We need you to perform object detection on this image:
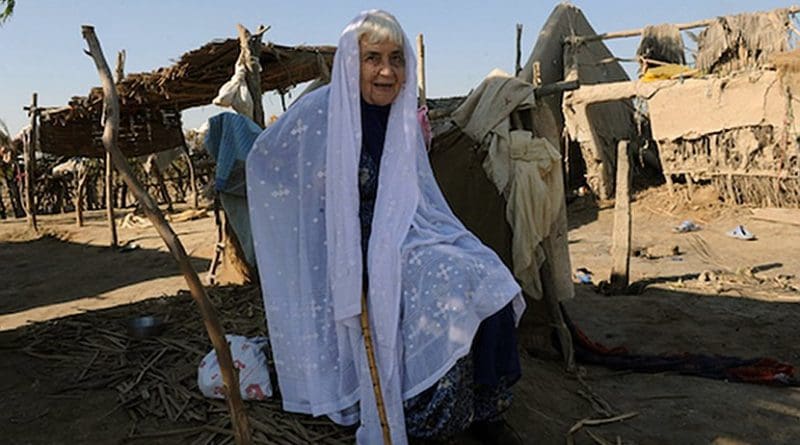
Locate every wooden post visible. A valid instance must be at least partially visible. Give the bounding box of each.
[81,25,252,445]
[609,140,632,293]
[214,23,268,284]
[23,93,38,231]
[515,24,523,77]
[105,49,125,247]
[179,134,198,209]
[75,166,88,227]
[541,258,575,372]
[0,184,6,219]
[3,165,24,218]
[207,197,225,285]
[279,89,287,112]
[416,33,426,109]
[665,172,674,196]
[236,24,269,128]
[105,154,117,244]
[151,161,174,213]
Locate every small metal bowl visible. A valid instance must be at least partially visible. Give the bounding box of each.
[127,315,166,338]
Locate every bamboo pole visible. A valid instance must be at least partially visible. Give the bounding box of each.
[416,33,426,109]
[81,25,252,445]
[360,292,392,445]
[609,140,632,293]
[23,93,38,231]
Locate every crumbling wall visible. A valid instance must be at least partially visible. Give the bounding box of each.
[659,127,799,206]
[652,69,800,207]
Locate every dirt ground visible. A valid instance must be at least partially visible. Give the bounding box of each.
[1,185,799,445]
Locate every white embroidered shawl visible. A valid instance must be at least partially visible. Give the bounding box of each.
[246,10,524,444]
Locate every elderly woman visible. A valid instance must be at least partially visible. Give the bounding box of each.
[247,10,524,444]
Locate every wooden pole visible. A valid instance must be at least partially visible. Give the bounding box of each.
[105,152,117,245]
[360,292,392,445]
[81,25,252,445]
[23,93,38,231]
[215,23,268,284]
[515,24,523,77]
[236,24,269,128]
[0,183,6,219]
[609,140,632,293]
[151,161,174,213]
[207,197,225,285]
[179,135,198,209]
[416,33,426,109]
[279,89,287,112]
[75,166,87,227]
[541,258,575,372]
[3,165,24,218]
[105,49,126,248]
[563,6,800,46]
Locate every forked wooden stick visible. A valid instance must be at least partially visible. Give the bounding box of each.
[81,25,252,445]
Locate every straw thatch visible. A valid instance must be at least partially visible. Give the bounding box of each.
[696,8,790,74]
[38,40,335,158]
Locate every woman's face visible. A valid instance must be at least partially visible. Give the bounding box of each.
[359,38,406,106]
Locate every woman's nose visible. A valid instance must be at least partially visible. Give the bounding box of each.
[377,61,394,76]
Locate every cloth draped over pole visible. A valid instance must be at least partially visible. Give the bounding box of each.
[451,69,569,301]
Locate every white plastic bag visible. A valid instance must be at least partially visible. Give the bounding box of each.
[198,335,272,400]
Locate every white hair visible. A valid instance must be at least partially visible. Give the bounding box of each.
[357,10,404,46]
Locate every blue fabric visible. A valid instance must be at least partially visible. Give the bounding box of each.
[404,354,514,440]
[205,112,263,191]
[473,303,521,386]
[358,98,390,265]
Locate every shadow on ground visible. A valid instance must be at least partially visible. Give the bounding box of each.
[0,234,210,315]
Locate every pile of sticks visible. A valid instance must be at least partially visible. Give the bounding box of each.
[21,285,355,445]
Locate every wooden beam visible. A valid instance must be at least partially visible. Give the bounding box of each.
[564,6,800,45]
[609,140,632,293]
[565,78,676,105]
[81,25,252,445]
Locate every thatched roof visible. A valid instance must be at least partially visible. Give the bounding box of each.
[38,40,336,158]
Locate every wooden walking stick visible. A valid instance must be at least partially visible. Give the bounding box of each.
[81,25,252,445]
[360,291,393,445]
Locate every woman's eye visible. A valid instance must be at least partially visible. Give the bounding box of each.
[390,55,405,67]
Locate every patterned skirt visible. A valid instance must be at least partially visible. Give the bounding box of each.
[403,354,514,440]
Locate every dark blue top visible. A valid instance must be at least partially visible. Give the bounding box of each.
[358,98,391,257]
